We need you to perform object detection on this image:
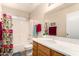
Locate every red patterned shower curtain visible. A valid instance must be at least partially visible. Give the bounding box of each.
[0,14,13,56]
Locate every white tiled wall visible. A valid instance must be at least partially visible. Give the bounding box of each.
[12,16,30,53]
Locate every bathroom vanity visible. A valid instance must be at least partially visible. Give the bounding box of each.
[32,36,79,56]
[33,41,64,56]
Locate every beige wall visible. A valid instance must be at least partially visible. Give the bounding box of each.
[30,4,48,37]
[30,4,67,37]
[1,5,29,19]
[0,4,2,13]
[45,4,79,37]
[30,4,79,37]
[30,4,48,20]
[0,4,2,21]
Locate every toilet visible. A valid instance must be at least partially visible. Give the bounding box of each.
[24,44,32,56]
[24,37,33,56]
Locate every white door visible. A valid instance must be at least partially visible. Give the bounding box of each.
[12,16,29,53]
[66,11,79,39]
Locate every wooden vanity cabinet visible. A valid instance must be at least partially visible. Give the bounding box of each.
[53,52,64,56]
[50,50,65,56]
[33,41,65,56]
[32,41,38,56]
[38,43,51,56]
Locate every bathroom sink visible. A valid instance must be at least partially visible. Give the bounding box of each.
[44,40,56,43]
[54,40,79,51]
[39,39,56,44]
[37,37,53,40]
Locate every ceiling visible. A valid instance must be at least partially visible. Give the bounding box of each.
[2,3,40,13]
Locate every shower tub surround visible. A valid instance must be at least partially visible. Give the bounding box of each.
[33,36,79,56]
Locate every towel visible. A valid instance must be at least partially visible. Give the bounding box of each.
[49,27,57,35]
[36,24,41,32]
[33,25,37,36]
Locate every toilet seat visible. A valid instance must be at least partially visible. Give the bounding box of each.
[24,44,32,56]
[24,44,32,50]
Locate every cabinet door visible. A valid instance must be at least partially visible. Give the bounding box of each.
[53,52,64,56]
[38,50,47,56]
[33,48,38,56]
[32,41,38,56]
[51,50,64,56]
[38,43,51,56]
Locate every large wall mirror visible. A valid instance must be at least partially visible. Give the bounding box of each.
[66,11,79,39]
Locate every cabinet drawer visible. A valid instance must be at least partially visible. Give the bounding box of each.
[38,44,50,55]
[33,41,38,47]
[33,41,38,50]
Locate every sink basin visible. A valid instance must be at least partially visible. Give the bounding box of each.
[37,37,53,40]
[43,40,56,43]
[37,38,56,44]
[37,38,79,51]
[54,40,79,51]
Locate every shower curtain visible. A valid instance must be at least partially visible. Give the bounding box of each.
[0,14,13,56]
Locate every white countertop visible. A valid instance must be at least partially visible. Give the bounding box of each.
[32,36,79,56]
